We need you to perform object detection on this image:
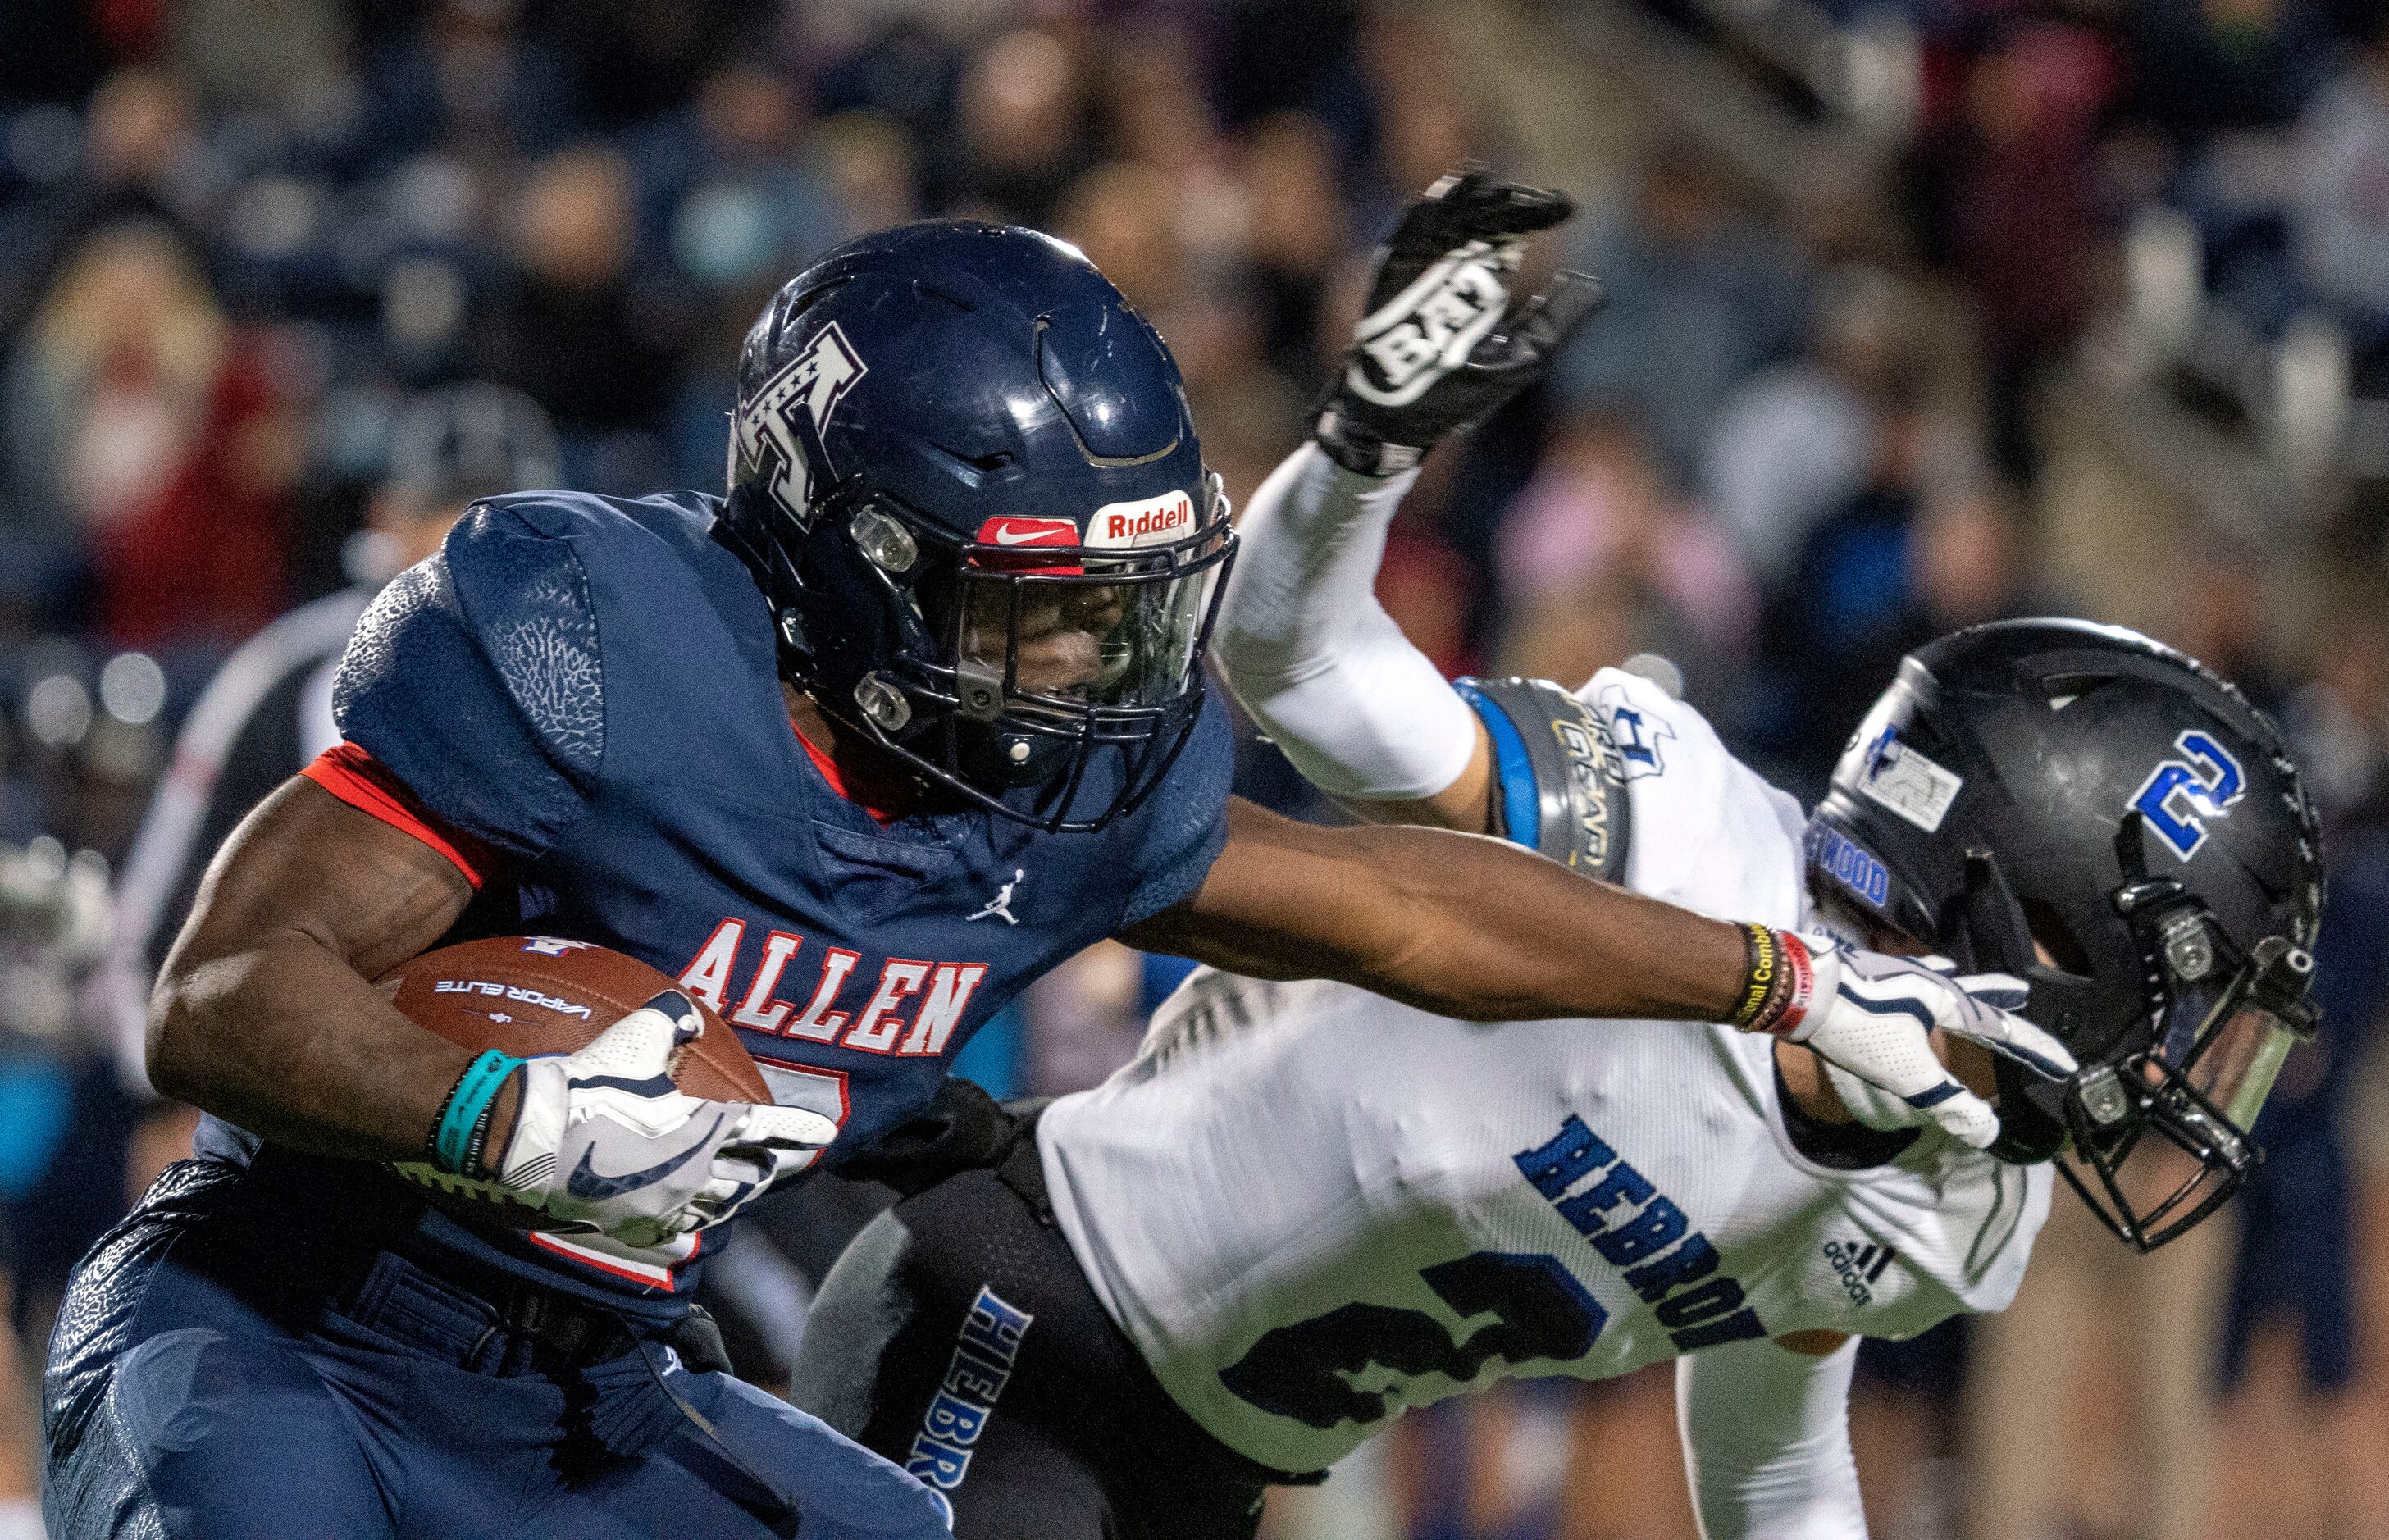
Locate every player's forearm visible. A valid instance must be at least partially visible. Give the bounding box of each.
[1333,820,1748,1022]
[1215,444,1479,804]
[151,931,481,1161]
[147,778,482,1163]
[1136,802,1748,1023]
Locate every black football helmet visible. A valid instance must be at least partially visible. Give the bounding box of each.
[717,221,1233,832]
[1806,620,2324,1251]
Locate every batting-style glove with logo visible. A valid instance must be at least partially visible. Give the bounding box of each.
[488,991,835,1247]
[1746,934,2076,1150]
[1316,169,1606,476]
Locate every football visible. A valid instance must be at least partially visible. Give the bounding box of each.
[378,933,769,1104]
[377,934,771,1225]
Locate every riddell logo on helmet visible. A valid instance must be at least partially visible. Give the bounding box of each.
[1089,490,1194,549]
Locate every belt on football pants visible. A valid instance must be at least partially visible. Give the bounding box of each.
[337,1242,668,1375]
[338,1244,794,1521]
[233,1144,736,1376]
[477,1278,641,1370]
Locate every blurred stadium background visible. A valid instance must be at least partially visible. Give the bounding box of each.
[2,1,2387,1537]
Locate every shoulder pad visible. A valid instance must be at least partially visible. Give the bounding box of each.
[438,501,605,780]
[332,504,604,856]
[1453,676,1632,882]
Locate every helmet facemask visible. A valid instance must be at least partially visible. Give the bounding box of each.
[783,475,1235,833]
[1970,815,2318,1251]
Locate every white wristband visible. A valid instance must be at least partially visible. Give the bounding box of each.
[1215,444,1479,800]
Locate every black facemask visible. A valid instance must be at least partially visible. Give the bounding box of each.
[1977,815,2318,1251]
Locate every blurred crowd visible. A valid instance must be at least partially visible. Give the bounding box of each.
[0,1,2387,1538]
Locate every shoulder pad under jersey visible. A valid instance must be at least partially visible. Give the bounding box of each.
[1452,676,1632,882]
[334,497,608,855]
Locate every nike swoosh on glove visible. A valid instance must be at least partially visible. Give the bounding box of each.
[1769,936,2077,1150]
[491,990,836,1247]
[1316,168,1606,475]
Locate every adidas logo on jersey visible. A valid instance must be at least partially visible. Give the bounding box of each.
[1821,1237,1896,1308]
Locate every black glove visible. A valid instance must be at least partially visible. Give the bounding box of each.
[1316,169,1606,476]
[829,1077,1033,1196]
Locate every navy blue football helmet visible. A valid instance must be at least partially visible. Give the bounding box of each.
[718,221,1234,832]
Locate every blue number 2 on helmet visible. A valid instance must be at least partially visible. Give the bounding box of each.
[2129,730,2246,860]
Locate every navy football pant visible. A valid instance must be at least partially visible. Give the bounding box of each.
[43,1160,949,1540]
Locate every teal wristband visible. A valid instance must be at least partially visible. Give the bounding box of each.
[432,1050,523,1175]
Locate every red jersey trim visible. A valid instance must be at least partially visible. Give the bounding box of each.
[523,1228,697,1291]
[790,722,906,826]
[299,742,492,890]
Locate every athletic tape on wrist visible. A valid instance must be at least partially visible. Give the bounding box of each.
[431,1049,523,1175]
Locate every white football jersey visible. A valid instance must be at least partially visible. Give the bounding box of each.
[1038,667,2054,1474]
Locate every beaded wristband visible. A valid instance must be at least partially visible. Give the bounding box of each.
[430,1049,523,1175]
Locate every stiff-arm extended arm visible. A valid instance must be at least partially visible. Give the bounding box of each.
[1124,799,1747,1023]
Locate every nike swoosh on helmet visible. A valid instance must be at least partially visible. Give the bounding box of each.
[988,525,1074,546]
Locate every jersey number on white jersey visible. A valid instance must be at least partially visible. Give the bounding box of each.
[1220,1251,1603,1428]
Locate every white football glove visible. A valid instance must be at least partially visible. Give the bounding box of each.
[488,990,835,1247]
[1777,937,2075,1150]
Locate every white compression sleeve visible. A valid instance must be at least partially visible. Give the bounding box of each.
[1677,1335,1867,1540]
[1215,443,1479,800]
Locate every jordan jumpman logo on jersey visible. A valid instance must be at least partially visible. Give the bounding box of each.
[968,870,1026,925]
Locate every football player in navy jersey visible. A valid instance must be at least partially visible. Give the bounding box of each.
[43,195,2068,1539]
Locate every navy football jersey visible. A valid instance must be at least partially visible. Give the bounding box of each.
[197,488,1232,1314]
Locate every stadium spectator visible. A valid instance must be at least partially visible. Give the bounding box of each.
[170,0,353,124]
[1238,112,1348,390]
[941,25,1092,228]
[356,0,585,169]
[2120,0,2330,151]
[1754,399,2002,795]
[2290,8,2389,390]
[1700,265,1926,585]
[1925,18,2112,480]
[1493,410,1753,714]
[1556,144,1811,482]
[3,221,295,648]
[632,63,841,292]
[475,144,676,490]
